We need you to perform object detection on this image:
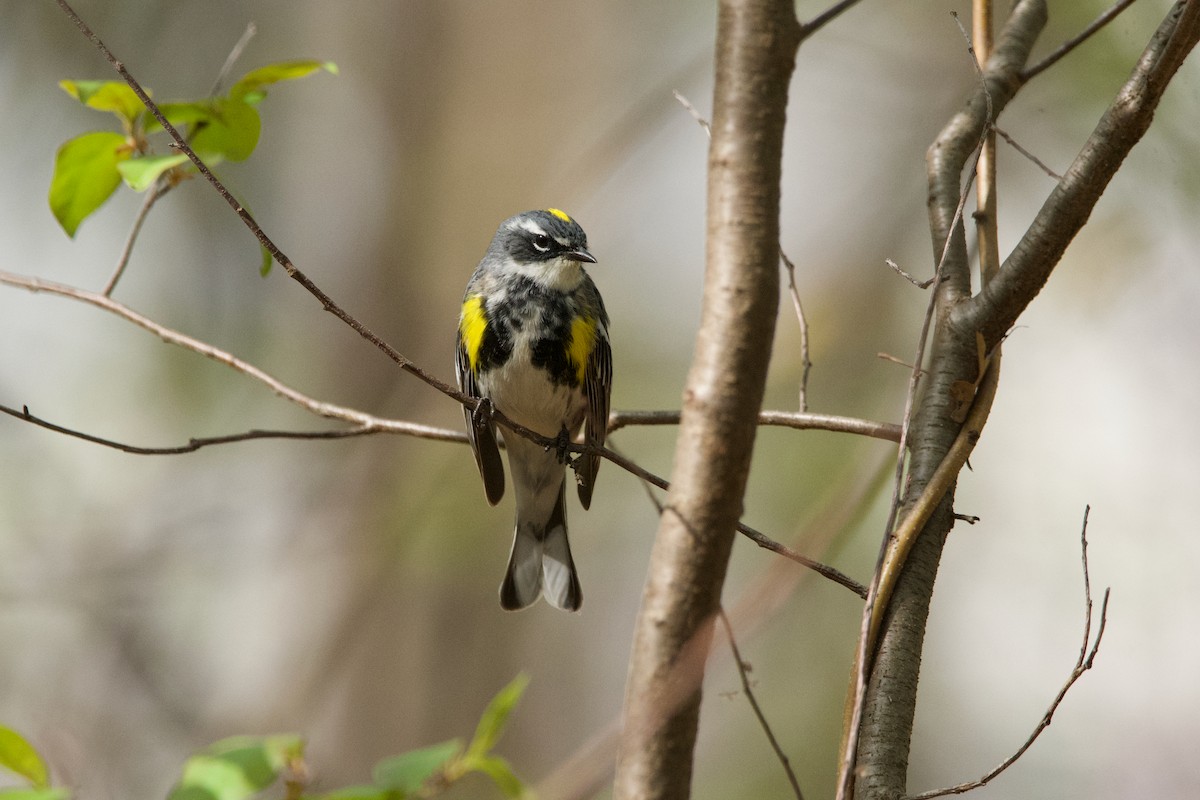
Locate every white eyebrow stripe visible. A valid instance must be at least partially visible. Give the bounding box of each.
[517,219,548,237]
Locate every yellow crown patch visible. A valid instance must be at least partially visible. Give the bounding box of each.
[546,208,572,223]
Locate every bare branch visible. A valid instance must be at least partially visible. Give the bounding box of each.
[717,609,804,800]
[993,126,1063,180]
[601,441,867,596]
[672,89,712,137]
[885,258,935,289]
[799,0,866,39]
[609,409,901,443]
[906,507,1111,800]
[210,21,258,96]
[0,403,410,454]
[1022,0,1142,81]
[778,249,813,411]
[738,521,866,597]
[103,180,170,297]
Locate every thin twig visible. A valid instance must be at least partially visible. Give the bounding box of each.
[103,180,170,296]
[738,521,866,598]
[671,89,711,137]
[0,404,412,454]
[876,352,926,375]
[210,21,257,96]
[799,0,866,39]
[778,249,813,411]
[885,258,935,289]
[1022,0,1141,81]
[993,126,1063,180]
[906,507,1111,800]
[609,409,901,443]
[717,609,804,800]
[600,439,866,597]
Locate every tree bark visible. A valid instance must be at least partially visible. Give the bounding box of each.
[612,1,799,798]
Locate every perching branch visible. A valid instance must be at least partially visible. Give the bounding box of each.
[0,403,390,454]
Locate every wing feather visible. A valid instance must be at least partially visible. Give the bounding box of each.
[456,330,505,505]
[576,325,612,510]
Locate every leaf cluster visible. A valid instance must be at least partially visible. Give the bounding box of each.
[49,60,336,239]
[0,674,531,800]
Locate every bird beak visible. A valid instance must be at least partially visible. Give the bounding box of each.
[567,247,597,264]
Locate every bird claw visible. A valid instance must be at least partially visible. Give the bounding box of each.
[553,425,573,466]
[471,397,494,434]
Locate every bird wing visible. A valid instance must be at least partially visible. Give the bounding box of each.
[456,328,505,506]
[576,325,612,510]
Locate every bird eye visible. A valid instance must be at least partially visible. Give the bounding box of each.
[531,234,553,252]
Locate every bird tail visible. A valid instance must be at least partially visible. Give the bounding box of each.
[499,480,582,612]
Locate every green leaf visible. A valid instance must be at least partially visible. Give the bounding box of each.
[48,130,130,237]
[0,789,70,800]
[229,60,337,103]
[59,80,145,128]
[371,740,461,795]
[167,734,303,800]
[187,98,261,162]
[468,754,526,799]
[150,101,220,132]
[467,673,529,759]
[118,153,190,191]
[0,727,49,788]
[259,244,273,277]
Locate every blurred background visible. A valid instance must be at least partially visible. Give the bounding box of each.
[1,1,1198,797]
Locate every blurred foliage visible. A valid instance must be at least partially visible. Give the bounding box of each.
[50,60,335,253]
[2,674,528,800]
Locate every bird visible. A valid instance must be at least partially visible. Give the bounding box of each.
[455,208,612,612]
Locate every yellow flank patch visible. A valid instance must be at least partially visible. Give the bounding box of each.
[568,315,597,384]
[546,208,572,223]
[460,295,488,373]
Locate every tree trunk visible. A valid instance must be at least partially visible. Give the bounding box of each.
[612,1,799,798]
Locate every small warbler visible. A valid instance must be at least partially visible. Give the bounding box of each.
[455,209,612,612]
